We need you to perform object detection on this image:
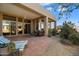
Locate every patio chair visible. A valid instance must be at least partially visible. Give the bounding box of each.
[0,36,28,56]
[34,29,44,36]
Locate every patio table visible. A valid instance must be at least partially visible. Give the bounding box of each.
[13,40,28,55]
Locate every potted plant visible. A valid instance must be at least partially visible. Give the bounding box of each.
[0,43,9,56]
[8,42,15,53]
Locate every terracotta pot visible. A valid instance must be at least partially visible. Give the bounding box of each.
[0,46,9,56]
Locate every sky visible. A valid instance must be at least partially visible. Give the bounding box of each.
[41,3,79,26]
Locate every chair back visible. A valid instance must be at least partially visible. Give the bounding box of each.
[0,36,10,44]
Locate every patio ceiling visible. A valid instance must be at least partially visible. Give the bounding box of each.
[21,3,55,21]
[0,3,42,19]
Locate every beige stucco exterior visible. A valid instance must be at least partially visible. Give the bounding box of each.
[0,13,3,35]
[0,3,56,36]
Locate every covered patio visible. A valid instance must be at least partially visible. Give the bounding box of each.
[0,3,56,36]
[0,3,56,56]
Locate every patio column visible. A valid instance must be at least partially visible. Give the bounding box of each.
[34,20,37,31]
[44,16,48,36]
[16,17,18,35]
[54,21,56,30]
[49,22,51,29]
[0,13,3,35]
[22,18,24,35]
[38,19,42,31]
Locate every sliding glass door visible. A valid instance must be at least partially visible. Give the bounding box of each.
[11,22,16,35]
[24,24,31,34]
[2,15,32,36]
[17,22,23,34]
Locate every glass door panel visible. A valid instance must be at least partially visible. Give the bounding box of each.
[24,24,27,34]
[17,22,23,34]
[11,22,16,35]
[2,20,11,35]
[24,24,31,34]
[27,24,31,34]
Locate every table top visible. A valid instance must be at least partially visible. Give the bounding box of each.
[13,40,28,51]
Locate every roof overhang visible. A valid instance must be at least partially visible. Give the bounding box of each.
[0,3,55,21]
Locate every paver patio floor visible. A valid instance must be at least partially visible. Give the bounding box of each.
[8,36,79,56]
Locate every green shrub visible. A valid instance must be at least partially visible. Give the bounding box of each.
[48,28,53,37]
[59,21,79,45]
[60,24,69,39]
[68,33,79,45]
[60,21,76,39]
[8,42,15,52]
[52,28,57,36]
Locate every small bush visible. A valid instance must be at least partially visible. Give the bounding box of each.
[52,28,57,36]
[8,42,15,52]
[59,21,79,45]
[68,33,79,45]
[60,21,76,39]
[48,29,52,37]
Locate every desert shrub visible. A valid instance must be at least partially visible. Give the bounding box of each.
[59,21,79,45]
[60,24,70,39]
[60,21,76,39]
[68,33,79,45]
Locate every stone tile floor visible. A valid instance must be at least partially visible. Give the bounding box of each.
[7,36,79,56]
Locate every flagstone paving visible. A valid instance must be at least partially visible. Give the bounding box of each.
[43,36,79,56]
[8,36,79,56]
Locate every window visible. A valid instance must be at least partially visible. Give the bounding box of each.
[18,18,23,22]
[17,18,23,34]
[24,19,31,23]
[3,15,16,21]
[2,20,11,35]
[2,15,16,36]
[11,22,16,35]
[17,22,23,34]
[24,24,31,34]
[2,15,31,35]
[24,20,31,34]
